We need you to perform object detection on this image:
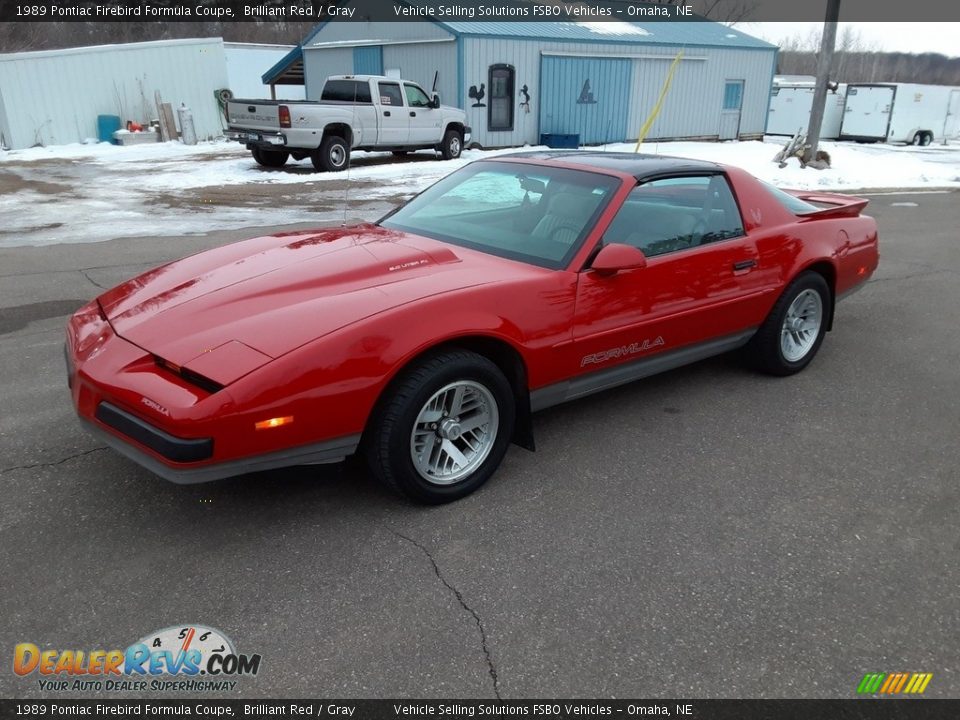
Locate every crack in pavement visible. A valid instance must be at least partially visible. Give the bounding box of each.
[389,529,502,700]
[0,446,108,476]
[79,270,106,290]
[867,268,955,286]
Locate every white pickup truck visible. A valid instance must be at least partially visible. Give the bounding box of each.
[225,75,471,172]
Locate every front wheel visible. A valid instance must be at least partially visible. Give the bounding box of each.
[251,148,289,168]
[312,135,349,172]
[746,272,830,376]
[365,350,515,504]
[439,129,463,160]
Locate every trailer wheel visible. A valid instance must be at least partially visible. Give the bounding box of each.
[920,132,933,146]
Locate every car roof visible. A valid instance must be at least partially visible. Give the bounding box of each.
[489,151,725,181]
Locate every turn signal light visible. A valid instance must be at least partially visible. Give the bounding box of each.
[255,416,294,430]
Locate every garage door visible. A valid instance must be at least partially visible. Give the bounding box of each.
[539,56,632,145]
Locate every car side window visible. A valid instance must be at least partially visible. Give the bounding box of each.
[378,82,404,107]
[404,84,431,108]
[604,175,745,258]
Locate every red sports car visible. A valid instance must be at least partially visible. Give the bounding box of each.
[66,153,879,503]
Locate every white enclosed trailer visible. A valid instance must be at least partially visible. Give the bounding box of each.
[767,76,847,139]
[840,82,960,145]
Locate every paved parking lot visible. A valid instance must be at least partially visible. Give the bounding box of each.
[1,190,958,699]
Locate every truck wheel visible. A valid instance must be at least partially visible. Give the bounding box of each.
[365,350,515,504]
[252,148,289,168]
[440,129,463,160]
[312,136,349,172]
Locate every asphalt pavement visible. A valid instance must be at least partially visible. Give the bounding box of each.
[1,191,958,699]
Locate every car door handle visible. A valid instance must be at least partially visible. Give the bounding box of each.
[410,111,417,117]
[383,111,391,117]
[733,259,757,271]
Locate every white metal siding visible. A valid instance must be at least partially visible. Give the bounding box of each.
[382,43,457,107]
[303,48,354,99]
[0,39,228,150]
[225,44,305,100]
[462,38,774,147]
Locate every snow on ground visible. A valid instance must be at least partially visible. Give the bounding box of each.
[2,136,959,248]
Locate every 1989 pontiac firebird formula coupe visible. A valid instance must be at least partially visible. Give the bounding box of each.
[66,153,879,503]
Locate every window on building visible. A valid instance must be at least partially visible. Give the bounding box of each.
[603,175,745,257]
[488,64,515,131]
[378,82,404,106]
[723,80,744,110]
[404,83,431,108]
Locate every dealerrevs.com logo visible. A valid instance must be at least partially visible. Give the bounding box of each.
[13,625,262,692]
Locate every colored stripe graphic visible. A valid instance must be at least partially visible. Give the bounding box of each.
[857,672,932,695]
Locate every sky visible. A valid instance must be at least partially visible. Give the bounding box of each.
[740,23,960,57]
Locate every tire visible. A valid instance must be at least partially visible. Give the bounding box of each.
[439,129,463,160]
[911,133,922,146]
[311,135,349,172]
[747,272,831,376]
[365,350,515,504]
[251,148,289,168]
[920,132,933,146]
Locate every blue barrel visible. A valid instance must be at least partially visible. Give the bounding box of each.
[97,115,122,143]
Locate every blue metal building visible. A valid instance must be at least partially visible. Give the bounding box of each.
[264,16,777,148]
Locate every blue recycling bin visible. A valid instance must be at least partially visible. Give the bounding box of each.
[97,115,122,144]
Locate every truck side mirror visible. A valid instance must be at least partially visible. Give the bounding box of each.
[430,94,441,109]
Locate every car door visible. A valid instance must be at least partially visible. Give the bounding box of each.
[571,174,772,379]
[404,83,441,145]
[376,81,409,145]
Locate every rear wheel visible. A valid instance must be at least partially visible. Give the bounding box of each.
[440,129,463,160]
[920,131,933,146]
[251,148,289,168]
[311,135,349,172]
[747,272,830,376]
[365,350,515,504]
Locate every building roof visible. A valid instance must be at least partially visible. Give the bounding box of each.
[435,20,774,49]
[489,151,724,179]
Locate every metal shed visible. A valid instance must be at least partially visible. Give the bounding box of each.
[0,38,228,150]
[271,15,776,148]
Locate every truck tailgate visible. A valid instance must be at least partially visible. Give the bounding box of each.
[227,100,281,131]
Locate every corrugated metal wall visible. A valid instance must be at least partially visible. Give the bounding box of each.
[225,43,305,101]
[304,41,457,111]
[382,43,457,106]
[353,46,384,75]
[0,39,229,150]
[539,56,632,143]
[462,37,775,147]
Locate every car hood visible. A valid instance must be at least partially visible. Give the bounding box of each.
[99,224,522,383]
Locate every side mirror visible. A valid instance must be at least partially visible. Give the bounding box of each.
[591,243,647,276]
[430,93,441,109]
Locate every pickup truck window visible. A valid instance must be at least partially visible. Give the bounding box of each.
[404,84,431,108]
[321,80,372,104]
[378,82,404,107]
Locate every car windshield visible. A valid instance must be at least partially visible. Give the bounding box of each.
[379,161,620,269]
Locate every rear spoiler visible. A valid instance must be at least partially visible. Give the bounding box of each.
[787,191,870,219]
